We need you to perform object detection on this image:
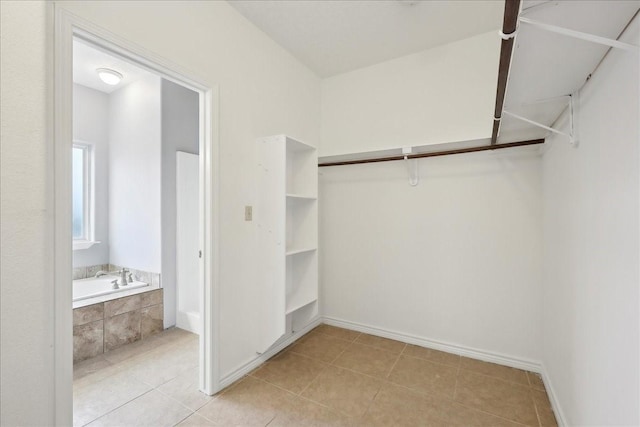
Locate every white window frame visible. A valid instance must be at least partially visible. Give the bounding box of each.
[72,141,97,250]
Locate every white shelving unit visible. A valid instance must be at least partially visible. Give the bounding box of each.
[256,135,318,352]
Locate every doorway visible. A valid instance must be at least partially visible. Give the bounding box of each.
[54,9,220,426]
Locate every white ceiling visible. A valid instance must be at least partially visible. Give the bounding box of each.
[228,0,505,77]
[499,0,640,143]
[73,40,154,94]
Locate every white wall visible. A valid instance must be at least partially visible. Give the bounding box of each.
[0,3,321,423]
[320,150,542,362]
[541,16,639,426]
[108,74,162,274]
[73,83,110,267]
[0,2,55,425]
[161,79,199,328]
[320,31,499,157]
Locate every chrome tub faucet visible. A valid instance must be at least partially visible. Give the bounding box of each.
[95,270,109,278]
[120,268,129,286]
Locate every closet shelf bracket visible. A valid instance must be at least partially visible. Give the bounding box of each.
[519,17,639,51]
[403,147,419,186]
[504,93,578,146]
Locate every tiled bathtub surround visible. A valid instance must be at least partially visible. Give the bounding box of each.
[73,289,164,363]
[73,263,160,287]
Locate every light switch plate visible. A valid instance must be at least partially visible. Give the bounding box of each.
[245,206,253,221]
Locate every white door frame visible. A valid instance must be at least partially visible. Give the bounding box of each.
[53,7,221,425]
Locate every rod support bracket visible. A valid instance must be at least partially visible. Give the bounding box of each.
[519,17,639,51]
[402,147,419,186]
[499,30,518,40]
[568,93,579,147]
[503,91,579,147]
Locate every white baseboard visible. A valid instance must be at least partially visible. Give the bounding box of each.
[540,364,568,427]
[218,316,322,389]
[322,316,542,373]
[176,310,200,335]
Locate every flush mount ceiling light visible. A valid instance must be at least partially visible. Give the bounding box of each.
[96,68,123,85]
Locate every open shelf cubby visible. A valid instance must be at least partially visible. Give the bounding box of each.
[257,135,318,350]
[285,250,318,314]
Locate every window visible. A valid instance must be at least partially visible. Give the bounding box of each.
[72,143,95,249]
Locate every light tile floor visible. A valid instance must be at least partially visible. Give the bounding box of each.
[73,325,558,426]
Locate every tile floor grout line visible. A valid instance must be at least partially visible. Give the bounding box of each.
[385,343,406,379]
[251,375,302,398]
[296,392,342,412]
[81,388,157,427]
[453,401,533,427]
[296,392,364,421]
[312,326,361,343]
[330,363,390,383]
[191,408,219,426]
[240,376,357,426]
[348,338,406,355]
[283,347,335,364]
[296,362,331,397]
[360,384,383,421]
[318,358,462,405]
[304,327,524,384]
[456,361,533,386]
[400,351,464,370]
[531,391,544,427]
[171,410,196,427]
[453,360,461,401]
[329,338,355,365]
[153,383,210,414]
[294,343,456,392]
[289,346,398,384]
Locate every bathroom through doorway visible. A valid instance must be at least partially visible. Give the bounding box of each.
[53,10,221,425]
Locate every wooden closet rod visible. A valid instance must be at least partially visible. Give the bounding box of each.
[491,0,522,145]
[318,139,544,167]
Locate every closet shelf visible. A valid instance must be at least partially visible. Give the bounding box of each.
[496,1,639,144]
[285,247,317,256]
[286,193,317,201]
[285,296,317,315]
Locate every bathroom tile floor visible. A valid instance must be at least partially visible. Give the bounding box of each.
[73,325,558,426]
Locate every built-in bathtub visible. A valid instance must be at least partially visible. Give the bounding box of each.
[73,276,150,305]
[73,267,164,363]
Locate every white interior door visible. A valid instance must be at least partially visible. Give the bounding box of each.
[176,151,200,334]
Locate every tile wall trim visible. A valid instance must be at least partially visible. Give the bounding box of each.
[218,316,323,389]
[73,264,160,286]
